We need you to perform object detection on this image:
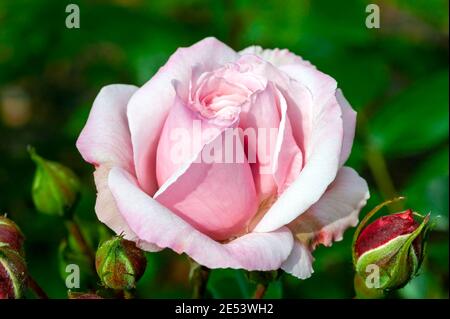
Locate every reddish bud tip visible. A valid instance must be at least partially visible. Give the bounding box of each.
[355,209,419,258]
[0,215,25,254]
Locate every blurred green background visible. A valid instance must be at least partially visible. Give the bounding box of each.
[0,0,448,298]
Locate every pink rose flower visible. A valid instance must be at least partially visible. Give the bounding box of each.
[77,37,369,278]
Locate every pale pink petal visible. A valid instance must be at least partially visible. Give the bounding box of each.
[239,84,280,198]
[290,167,369,249]
[76,84,137,171]
[108,167,294,270]
[254,66,343,232]
[272,88,303,193]
[281,241,314,279]
[336,89,357,166]
[239,82,303,198]
[155,93,225,187]
[239,46,314,68]
[76,85,160,251]
[127,37,239,195]
[155,132,258,241]
[93,165,160,252]
[279,62,339,155]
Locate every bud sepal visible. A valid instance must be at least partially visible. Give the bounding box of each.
[95,236,147,290]
[0,215,25,255]
[0,248,28,299]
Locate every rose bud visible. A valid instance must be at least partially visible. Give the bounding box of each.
[0,215,25,254]
[0,248,28,299]
[95,236,147,290]
[353,204,430,296]
[29,146,81,217]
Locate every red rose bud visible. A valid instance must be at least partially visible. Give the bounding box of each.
[355,210,420,258]
[353,208,430,293]
[0,248,28,299]
[0,215,25,254]
[29,147,81,217]
[95,236,147,290]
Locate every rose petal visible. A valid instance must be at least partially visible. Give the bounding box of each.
[239,84,280,198]
[108,167,294,270]
[76,84,160,252]
[290,167,369,249]
[76,84,137,171]
[272,87,303,193]
[93,165,160,252]
[155,92,226,187]
[155,131,258,241]
[239,46,314,68]
[127,37,239,195]
[254,65,343,232]
[336,89,357,166]
[281,241,314,279]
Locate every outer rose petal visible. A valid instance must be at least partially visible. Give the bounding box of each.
[336,89,357,166]
[239,46,314,68]
[282,167,368,279]
[76,84,160,251]
[127,37,239,195]
[290,167,369,249]
[77,84,137,171]
[281,241,314,279]
[108,167,294,270]
[93,165,160,252]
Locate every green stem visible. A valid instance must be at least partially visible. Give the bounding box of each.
[189,260,210,299]
[358,112,401,210]
[27,275,48,299]
[366,144,398,200]
[122,289,134,299]
[252,283,268,299]
[353,273,385,299]
[65,220,96,271]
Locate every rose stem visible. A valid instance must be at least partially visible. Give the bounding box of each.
[357,112,400,210]
[366,144,398,200]
[190,260,210,299]
[27,275,48,299]
[65,219,96,271]
[252,283,268,299]
[121,290,134,299]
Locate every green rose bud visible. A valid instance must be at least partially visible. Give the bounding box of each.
[29,147,81,217]
[352,199,431,297]
[95,236,147,290]
[0,215,25,254]
[0,248,28,299]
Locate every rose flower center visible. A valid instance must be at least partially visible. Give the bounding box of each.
[189,62,265,125]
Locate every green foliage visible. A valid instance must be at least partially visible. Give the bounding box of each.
[369,71,449,157]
